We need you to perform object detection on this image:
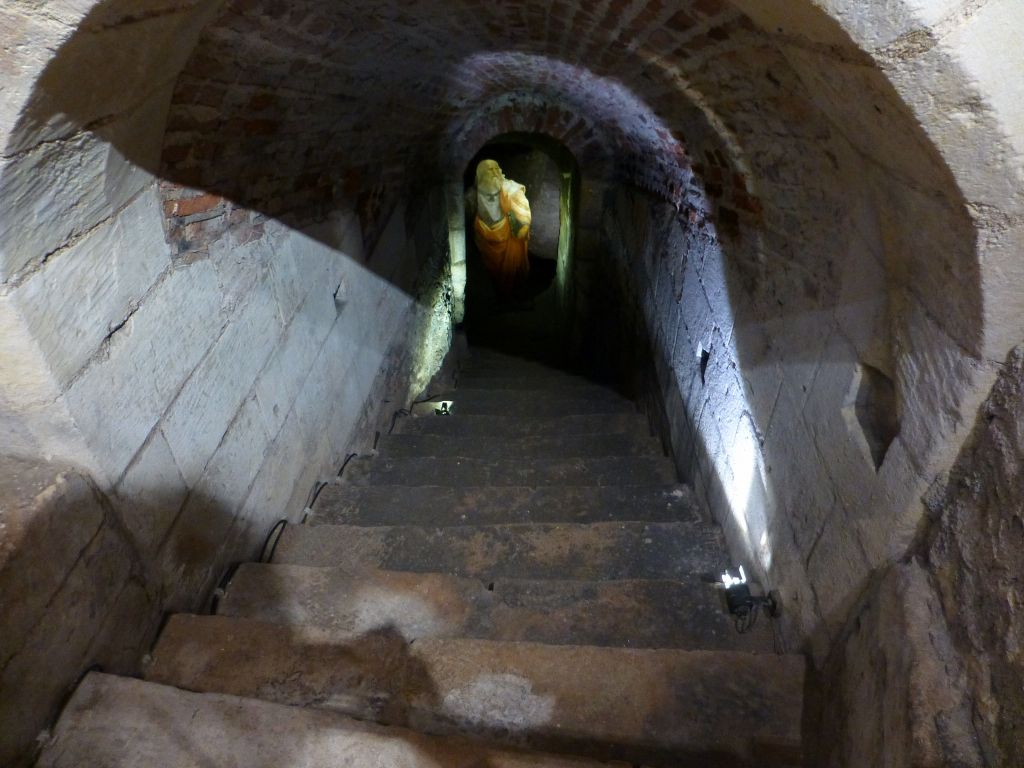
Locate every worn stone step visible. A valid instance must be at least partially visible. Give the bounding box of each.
[311,484,701,527]
[457,371,613,390]
[39,673,616,768]
[393,413,648,437]
[461,349,577,366]
[465,349,555,362]
[271,521,727,579]
[218,564,775,651]
[148,616,804,767]
[453,385,626,404]
[374,432,662,460]
[457,364,577,379]
[343,456,677,487]
[440,391,634,417]
[460,353,571,370]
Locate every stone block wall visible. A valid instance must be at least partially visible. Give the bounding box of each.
[0,181,452,765]
[0,457,156,768]
[591,76,982,658]
[0,12,454,753]
[811,346,1024,768]
[0,9,459,761]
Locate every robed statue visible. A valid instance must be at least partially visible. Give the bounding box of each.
[468,159,532,295]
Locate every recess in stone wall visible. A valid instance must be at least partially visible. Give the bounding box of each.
[844,362,899,471]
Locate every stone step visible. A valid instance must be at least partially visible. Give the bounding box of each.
[374,432,662,459]
[453,385,627,404]
[271,521,728,579]
[461,349,576,364]
[393,413,648,437]
[456,371,614,390]
[39,673,616,768]
[147,616,804,767]
[460,354,571,371]
[311,484,702,527]
[218,564,775,652]
[456,364,581,377]
[464,349,555,362]
[343,456,677,487]
[439,391,634,417]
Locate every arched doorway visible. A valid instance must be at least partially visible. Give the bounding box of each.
[458,133,579,362]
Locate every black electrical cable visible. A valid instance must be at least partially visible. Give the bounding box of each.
[305,480,328,509]
[209,562,241,614]
[259,519,288,563]
[388,408,410,435]
[337,452,358,479]
[735,602,760,634]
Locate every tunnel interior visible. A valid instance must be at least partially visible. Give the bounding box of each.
[2,0,1024,766]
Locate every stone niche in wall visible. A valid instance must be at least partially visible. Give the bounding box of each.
[843,362,900,471]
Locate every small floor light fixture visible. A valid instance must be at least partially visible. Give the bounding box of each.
[720,566,781,634]
[409,399,454,418]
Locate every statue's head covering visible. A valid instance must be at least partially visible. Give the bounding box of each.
[476,159,503,195]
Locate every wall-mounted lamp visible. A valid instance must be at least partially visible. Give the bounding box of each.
[720,566,780,634]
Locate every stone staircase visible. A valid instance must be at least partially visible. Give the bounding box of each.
[36,348,805,768]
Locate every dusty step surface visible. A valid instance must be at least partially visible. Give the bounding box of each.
[38,673,616,768]
[393,412,646,437]
[456,372,617,390]
[457,358,580,374]
[310,484,702,527]
[439,393,634,417]
[374,432,663,459]
[458,353,580,371]
[271,521,727,579]
[449,386,628,405]
[148,616,803,767]
[343,456,677,487]
[218,564,774,651]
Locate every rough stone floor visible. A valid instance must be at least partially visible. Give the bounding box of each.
[36,348,805,767]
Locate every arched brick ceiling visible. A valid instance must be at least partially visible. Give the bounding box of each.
[158,0,817,223]
[157,0,981,344]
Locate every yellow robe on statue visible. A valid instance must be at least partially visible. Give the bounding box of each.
[474,182,531,294]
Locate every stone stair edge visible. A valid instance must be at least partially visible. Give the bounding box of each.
[143,616,804,767]
[375,430,659,443]
[39,672,628,768]
[156,611,794,662]
[274,518,719,534]
[220,562,732,601]
[390,412,652,436]
[309,482,704,526]
[337,454,679,488]
[270,519,729,580]
[215,563,774,653]
[226,560,715,583]
[318,480,695,493]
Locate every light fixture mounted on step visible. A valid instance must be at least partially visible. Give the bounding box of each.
[409,399,454,417]
[720,566,780,634]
